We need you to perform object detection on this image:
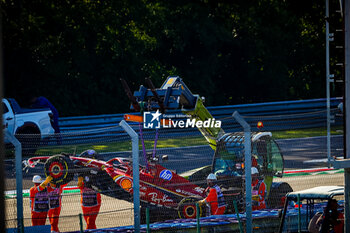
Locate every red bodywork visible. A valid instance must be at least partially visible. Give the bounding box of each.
[27,156,206,210]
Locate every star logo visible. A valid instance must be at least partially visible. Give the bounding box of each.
[151,110,162,122]
[143,110,162,129]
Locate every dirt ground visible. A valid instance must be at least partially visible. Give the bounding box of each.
[6,192,134,232]
[5,173,344,232]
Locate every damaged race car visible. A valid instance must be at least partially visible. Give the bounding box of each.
[26,150,207,221]
[26,76,292,222]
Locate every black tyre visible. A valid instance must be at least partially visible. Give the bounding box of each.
[15,128,41,156]
[44,155,74,185]
[177,197,205,219]
[224,192,245,214]
[266,182,293,209]
[220,182,244,214]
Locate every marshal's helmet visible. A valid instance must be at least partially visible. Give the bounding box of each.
[206,173,217,187]
[32,175,42,183]
[251,167,259,175]
[79,149,100,160]
[206,173,217,181]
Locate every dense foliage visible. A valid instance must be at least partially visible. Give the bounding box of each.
[1,0,342,116]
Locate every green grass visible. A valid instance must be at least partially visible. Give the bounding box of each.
[271,126,343,139]
[35,136,208,156]
[9,126,343,157]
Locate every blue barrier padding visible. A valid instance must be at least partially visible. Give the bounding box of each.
[7,225,51,233]
[61,200,343,233]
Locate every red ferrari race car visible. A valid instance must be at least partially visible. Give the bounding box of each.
[26,151,207,221]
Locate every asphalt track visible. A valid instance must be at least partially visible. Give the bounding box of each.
[101,135,344,174]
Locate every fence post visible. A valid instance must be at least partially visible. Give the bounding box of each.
[5,131,23,233]
[233,200,244,233]
[146,207,150,233]
[232,111,252,233]
[196,203,200,233]
[342,1,350,232]
[120,120,140,233]
[79,213,84,233]
[298,194,301,233]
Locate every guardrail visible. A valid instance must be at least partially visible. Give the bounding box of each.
[54,98,342,144]
[59,98,342,131]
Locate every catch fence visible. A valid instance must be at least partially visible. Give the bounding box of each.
[4,108,345,233]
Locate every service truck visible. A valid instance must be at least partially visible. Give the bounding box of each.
[3,98,55,155]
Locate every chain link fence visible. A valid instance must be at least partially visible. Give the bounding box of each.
[4,109,345,233]
[5,125,135,232]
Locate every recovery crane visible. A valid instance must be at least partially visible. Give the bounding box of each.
[122,76,292,213]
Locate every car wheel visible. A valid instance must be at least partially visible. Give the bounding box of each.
[266,182,293,208]
[177,197,204,219]
[44,155,74,186]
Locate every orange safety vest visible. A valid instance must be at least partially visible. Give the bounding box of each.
[205,185,226,215]
[30,185,49,212]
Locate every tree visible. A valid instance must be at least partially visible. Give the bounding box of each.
[2,0,329,116]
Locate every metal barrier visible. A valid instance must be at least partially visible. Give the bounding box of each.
[59,98,343,132]
[54,98,343,145]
